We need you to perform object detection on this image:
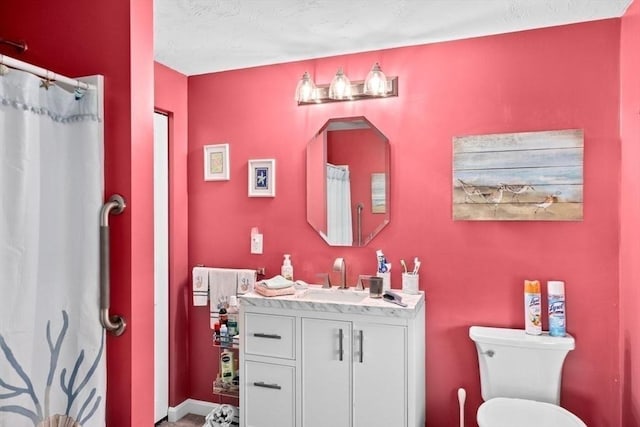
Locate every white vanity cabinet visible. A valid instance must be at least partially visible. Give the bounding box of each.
[301,318,407,427]
[239,290,425,427]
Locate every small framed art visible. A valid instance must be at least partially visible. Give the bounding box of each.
[203,143,230,181]
[371,172,386,214]
[248,159,276,197]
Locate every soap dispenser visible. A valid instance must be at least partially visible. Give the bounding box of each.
[281,254,294,281]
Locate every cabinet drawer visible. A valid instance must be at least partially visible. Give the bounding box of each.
[245,313,295,359]
[245,361,295,427]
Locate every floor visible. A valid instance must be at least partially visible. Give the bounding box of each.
[156,414,205,427]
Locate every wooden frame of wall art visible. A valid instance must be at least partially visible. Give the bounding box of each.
[248,159,276,197]
[452,129,583,221]
[203,143,230,181]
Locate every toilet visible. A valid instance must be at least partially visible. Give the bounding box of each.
[469,326,587,427]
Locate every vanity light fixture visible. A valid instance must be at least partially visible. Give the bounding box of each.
[295,63,398,106]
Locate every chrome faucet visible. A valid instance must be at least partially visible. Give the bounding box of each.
[332,257,347,289]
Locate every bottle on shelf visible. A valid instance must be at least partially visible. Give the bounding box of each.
[227,295,239,337]
[213,322,221,345]
[219,307,228,326]
[220,349,235,384]
[220,324,229,346]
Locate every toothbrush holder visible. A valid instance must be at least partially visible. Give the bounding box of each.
[402,273,419,295]
[376,271,391,292]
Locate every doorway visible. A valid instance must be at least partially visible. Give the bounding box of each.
[153,111,169,423]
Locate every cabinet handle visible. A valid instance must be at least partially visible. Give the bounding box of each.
[359,330,364,363]
[253,333,282,340]
[338,328,344,361]
[253,381,282,390]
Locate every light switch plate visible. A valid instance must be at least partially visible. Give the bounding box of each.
[251,233,263,254]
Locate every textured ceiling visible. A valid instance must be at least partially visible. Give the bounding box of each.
[154,0,632,76]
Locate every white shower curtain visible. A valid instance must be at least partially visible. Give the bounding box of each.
[326,164,353,246]
[0,70,104,426]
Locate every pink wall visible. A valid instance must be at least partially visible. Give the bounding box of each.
[154,62,191,406]
[0,1,155,426]
[187,20,621,426]
[620,0,640,425]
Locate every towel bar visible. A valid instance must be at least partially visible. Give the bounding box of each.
[99,194,127,336]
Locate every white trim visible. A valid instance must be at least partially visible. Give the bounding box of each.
[167,399,239,422]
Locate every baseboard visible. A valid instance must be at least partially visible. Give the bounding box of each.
[167,398,238,423]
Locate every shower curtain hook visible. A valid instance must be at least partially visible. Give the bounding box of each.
[74,80,85,100]
[40,70,55,90]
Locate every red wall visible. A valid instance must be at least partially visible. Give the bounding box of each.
[0,1,156,426]
[620,0,640,425]
[154,62,191,406]
[187,20,621,426]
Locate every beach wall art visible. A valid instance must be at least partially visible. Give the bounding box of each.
[453,129,584,221]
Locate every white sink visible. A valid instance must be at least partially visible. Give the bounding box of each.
[299,288,368,303]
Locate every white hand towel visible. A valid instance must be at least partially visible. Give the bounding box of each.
[209,268,238,329]
[192,267,209,306]
[237,269,256,294]
[259,275,295,289]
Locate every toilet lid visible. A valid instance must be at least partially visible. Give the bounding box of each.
[478,398,586,427]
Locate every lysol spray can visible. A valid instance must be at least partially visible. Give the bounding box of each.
[548,281,566,337]
[524,280,542,335]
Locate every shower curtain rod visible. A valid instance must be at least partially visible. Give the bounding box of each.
[0,53,95,91]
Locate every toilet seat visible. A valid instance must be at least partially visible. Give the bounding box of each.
[477,397,586,427]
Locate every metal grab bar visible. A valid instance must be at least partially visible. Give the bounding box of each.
[356,202,364,246]
[99,194,127,336]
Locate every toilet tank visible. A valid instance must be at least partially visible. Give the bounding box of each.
[469,326,575,405]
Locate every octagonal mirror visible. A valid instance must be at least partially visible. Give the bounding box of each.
[306,116,390,247]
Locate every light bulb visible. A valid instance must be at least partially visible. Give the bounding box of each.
[295,71,317,103]
[328,68,352,100]
[363,63,388,96]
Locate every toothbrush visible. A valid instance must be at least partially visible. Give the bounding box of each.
[412,258,421,275]
[400,259,408,274]
[458,388,466,427]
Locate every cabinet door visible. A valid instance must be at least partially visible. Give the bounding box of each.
[244,361,295,427]
[301,318,352,427]
[352,323,407,427]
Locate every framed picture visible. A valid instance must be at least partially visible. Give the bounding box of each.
[248,159,276,197]
[453,129,583,221]
[371,173,386,214]
[203,143,230,181]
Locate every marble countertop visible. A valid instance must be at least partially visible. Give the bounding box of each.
[239,285,424,319]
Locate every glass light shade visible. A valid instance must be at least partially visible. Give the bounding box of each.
[363,63,388,96]
[295,71,317,103]
[328,68,352,100]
